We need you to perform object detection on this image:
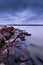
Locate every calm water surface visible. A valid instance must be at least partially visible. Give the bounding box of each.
[14,26,43,65]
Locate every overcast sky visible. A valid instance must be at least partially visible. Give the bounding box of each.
[0,0,43,24]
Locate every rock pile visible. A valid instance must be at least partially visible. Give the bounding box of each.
[0,26,31,65]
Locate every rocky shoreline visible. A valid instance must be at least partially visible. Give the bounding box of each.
[0,26,31,65]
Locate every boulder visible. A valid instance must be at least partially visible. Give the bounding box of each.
[2,49,8,58]
[15,41,21,48]
[20,49,30,62]
[20,63,25,65]
[0,33,5,48]
[0,26,6,30]
[3,32,11,40]
[0,49,8,59]
[8,46,16,56]
[20,62,30,65]
[0,63,5,65]
[24,32,31,36]
[6,27,14,32]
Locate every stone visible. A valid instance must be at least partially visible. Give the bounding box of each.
[0,26,6,30]
[1,49,8,59]
[5,38,15,46]
[20,62,30,65]
[20,63,25,65]
[7,27,14,32]
[10,30,14,35]
[8,46,16,56]
[16,43,21,48]
[0,63,5,65]
[14,41,21,48]
[2,49,8,55]
[3,32,11,40]
[20,49,30,62]
[17,34,25,41]
[0,33,5,48]
[24,32,31,36]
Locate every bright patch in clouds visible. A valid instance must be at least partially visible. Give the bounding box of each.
[0,9,43,24]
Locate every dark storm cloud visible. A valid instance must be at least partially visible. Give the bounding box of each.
[0,0,43,24]
[0,0,43,10]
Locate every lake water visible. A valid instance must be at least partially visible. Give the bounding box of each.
[13,26,43,65]
[14,26,43,47]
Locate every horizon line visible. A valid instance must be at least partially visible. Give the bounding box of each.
[0,24,43,26]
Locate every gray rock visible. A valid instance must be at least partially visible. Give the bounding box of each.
[20,49,30,62]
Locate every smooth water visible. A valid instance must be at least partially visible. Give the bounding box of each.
[13,26,43,65]
[14,26,43,47]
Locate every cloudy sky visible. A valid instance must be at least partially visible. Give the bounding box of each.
[0,0,43,24]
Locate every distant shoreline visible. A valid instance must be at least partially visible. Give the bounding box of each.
[0,24,43,26]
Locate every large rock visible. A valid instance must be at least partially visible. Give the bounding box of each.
[8,46,16,57]
[20,63,26,65]
[0,49,8,59]
[0,33,5,48]
[20,62,30,65]
[0,63,5,65]
[23,32,31,36]
[20,49,30,62]
[0,26,6,30]
[3,32,11,40]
